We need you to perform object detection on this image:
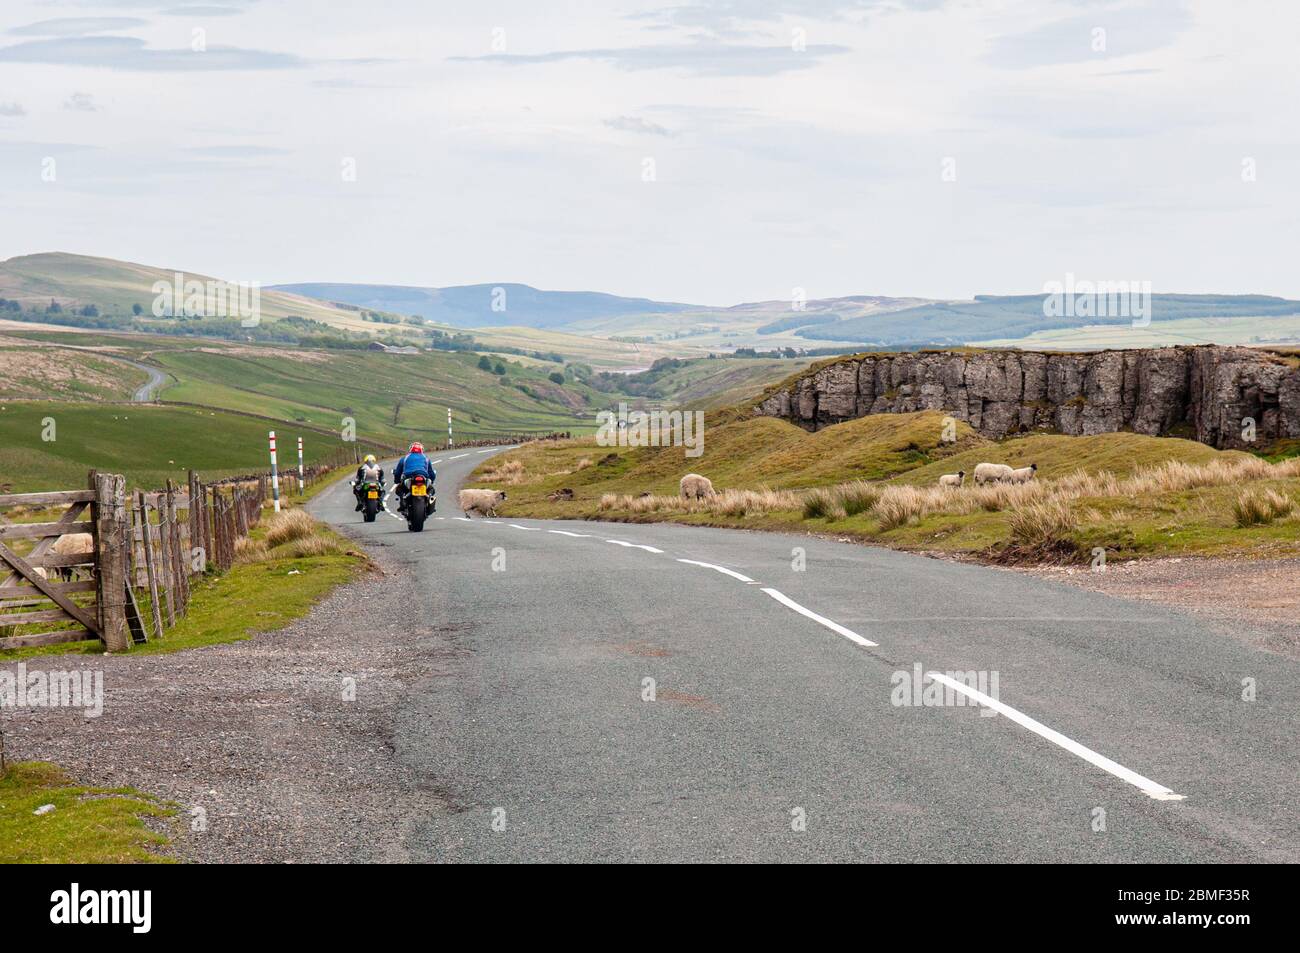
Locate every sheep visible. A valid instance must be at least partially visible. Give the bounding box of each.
[679,473,715,500]
[51,532,94,581]
[459,488,507,518]
[938,470,965,488]
[547,488,575,502]
[973,462,1014,485]
[1006,463,1038,484]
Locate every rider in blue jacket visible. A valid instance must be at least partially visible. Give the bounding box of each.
[393,442,436,513]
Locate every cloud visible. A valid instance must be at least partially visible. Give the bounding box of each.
[603,115,674,136]
[0,102,26,116]
[987,1,1191,68]
[183,144,290,156]
[630,1,945,36]
[64,92,100,111]
[10,17,149,37]
[0,35,304,70]
[450,41,849,77]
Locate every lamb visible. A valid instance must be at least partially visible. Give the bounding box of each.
[459,488,507,517]
[938,470,965,488]
[679,473,715,500]
[1005,463,1038,484]
[51,531,94,581]
[973,462,1014,485]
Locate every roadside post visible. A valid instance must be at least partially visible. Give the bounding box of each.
[448,407,453,449]
[269,430,281,513]
[297,436,305,496]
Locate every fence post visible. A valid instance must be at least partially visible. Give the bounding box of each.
[156,491,176,627]
[167,480,190,614]
[137,490,164,641]
[92,471,129,653]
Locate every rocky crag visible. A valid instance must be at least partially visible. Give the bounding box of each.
[752,345,1300,450]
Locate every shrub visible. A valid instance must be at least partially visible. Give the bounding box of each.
[1007,501,1078,549]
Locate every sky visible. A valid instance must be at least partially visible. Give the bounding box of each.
[0,0,1295,306]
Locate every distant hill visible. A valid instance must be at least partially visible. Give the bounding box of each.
[796,293,1300,347]
[270,281,697,329]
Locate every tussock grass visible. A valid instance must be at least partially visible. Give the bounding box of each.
[1233,488,1295,527]
[478,458,526,484]
[1008,501,1079,548]
[263,509,316,547]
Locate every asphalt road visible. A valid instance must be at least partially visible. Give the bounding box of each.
[311,448,1300,862]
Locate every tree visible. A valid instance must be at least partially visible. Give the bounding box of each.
[132,303,144,316]
[80,304,99,317]
[46,299,62,314]
[478,355,492,371]
[494,362,506,375]
[548,372,565,385]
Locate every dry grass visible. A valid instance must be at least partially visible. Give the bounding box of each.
[263,510,315,547]
[1233,488,1295,527]
[1007,501,1079,548]
[602,487,800,517]
[478,458,526,484]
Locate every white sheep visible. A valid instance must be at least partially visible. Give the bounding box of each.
[938,470,965,488]
[679,473,715,499]
[50,531,94,581]
[459,488,507,517]
[1005,464,1038,483]
[973,462,1014,485]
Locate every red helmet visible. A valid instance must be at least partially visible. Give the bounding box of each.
[409,442,424,454]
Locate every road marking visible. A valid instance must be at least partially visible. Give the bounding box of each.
[509,523,540,531]
[431,458,444,464]
[924,672,1184,801]
[449,453,470,460]
[606,539,664,553]
[676,559,755,584]
[548,530,593,538]
[477,449,495,453]
[760,588,877,647]
[454,517,472,522]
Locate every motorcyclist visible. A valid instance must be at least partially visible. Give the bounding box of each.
[393,442,436,514]
[353,453,384,511]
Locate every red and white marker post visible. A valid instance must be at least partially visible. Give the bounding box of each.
[297,436,304,496]
[269,430,281,512]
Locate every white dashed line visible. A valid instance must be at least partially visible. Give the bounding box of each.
[548,530,593,538]
[606,539,665,554]
[924,672,1184,801]
[449,453,470,460]
[477,449,495,453]
[509,524,540,531]
[760,588,877,647]
[431,459,444,464]
[675,559,755,584]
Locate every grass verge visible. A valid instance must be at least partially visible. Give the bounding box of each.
[0,761,173,863]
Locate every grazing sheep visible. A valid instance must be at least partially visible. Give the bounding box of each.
[51,532,94,581]
[973,462,1015,485]
[938,470,965,488]
[1006,463,1038,484]
[459,488,508,517]
[679,473,715,500]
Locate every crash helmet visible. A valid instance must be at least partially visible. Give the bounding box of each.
[409,442,424,454]
[364,454,377,464]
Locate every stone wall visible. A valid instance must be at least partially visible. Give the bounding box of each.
[752,345,1300,449]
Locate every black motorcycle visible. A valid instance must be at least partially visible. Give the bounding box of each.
[355,478,383,523]
[401,474,433,532]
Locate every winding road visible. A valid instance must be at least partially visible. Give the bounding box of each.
[309,448,1300,862]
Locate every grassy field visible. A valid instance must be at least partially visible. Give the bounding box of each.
[0,401,367,492]
[977,315,1300,350]
[0,762,172,863]
[467,411,1300,562]
[0,343,148,401]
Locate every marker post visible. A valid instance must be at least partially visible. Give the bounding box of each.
[269,431,281,513]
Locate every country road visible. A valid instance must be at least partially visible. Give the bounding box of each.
[310,448,1300,863]
[127,360,168,401]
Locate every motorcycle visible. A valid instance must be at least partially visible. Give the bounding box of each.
[402,474,433,532]
[355,478,383,523]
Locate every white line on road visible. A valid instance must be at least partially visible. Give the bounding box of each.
[449,453,470,460]
[548,530,594,538]
[676,559,755,584]
[924,672,1184,801]
[431,459,443,464]
[509,523,540,531]
[477,449,495,453]
[606,539,665,553]
[760,588,877,647]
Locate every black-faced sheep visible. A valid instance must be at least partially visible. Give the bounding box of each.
[459,488,507,517]
[679,474,715,499]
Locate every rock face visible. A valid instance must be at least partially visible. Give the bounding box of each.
[753,345,1300,450]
